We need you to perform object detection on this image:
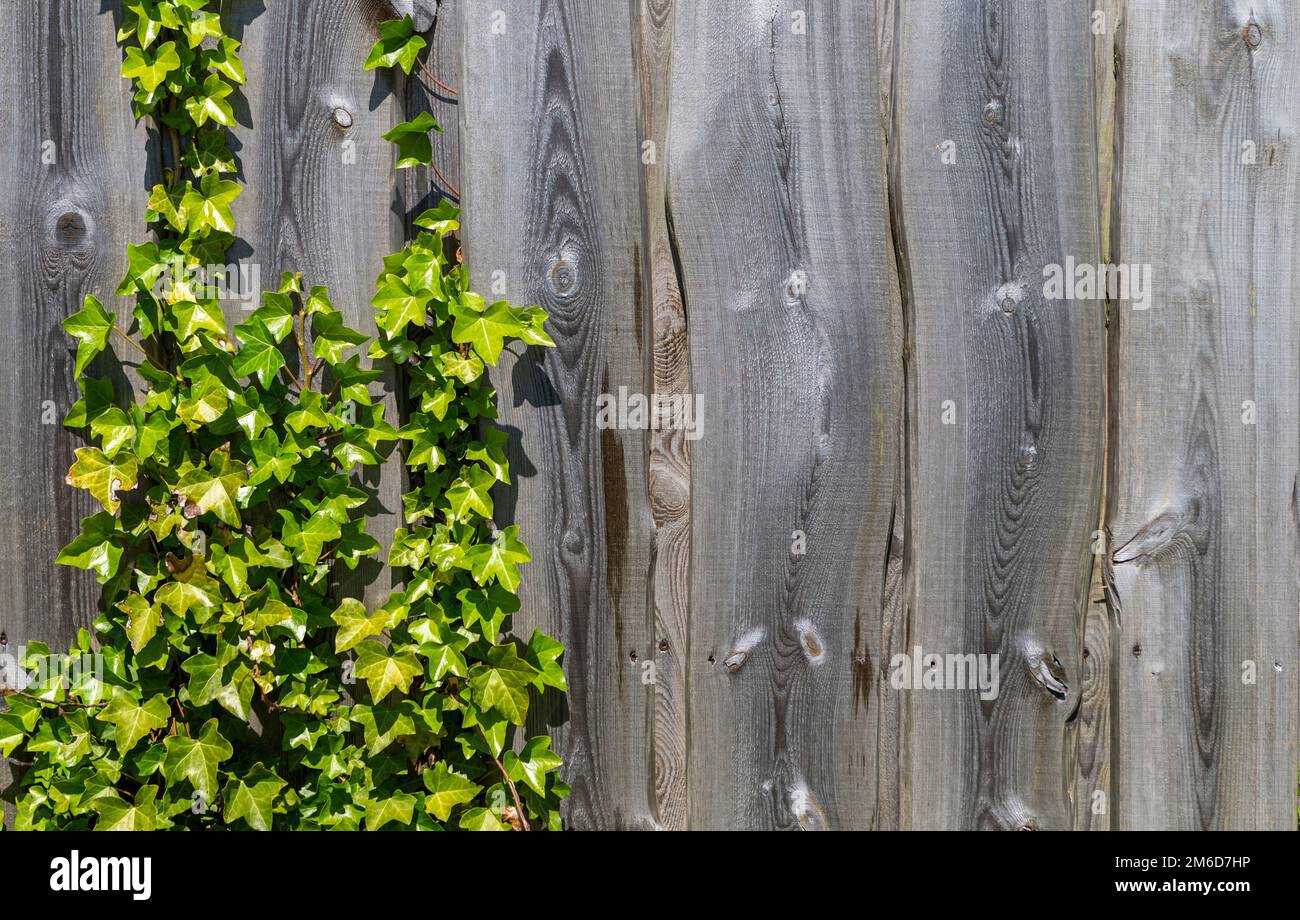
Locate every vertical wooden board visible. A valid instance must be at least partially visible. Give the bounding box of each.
[459,0,656,829]
[0,2,150,818]
[1070,0,1122,832]
[670,0,902,830]
[401,0,461,215]
[226,0,405,608]
[636,0,690,831]
[893,1,1103,829]
[1110,1,1299,830]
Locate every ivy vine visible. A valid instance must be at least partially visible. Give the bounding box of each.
[0,3,566,831]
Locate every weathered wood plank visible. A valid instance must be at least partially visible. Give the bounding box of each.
[893,0,1104,830]
[0,1,151,820]
[1070,0,1122,832]
[227,0,406,608]
[670,0,902,830]
[1109,0,1299,830]
[460,0,657,829]
[401,0,460,216]
[636,0,689,831]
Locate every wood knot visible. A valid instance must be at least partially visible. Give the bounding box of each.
[1024,647,1067,700]
[330,107,353,130]
[996,281,1024,315]
[54,209,91,246]
[784,268,809,302]
[1243,21,1262,49]
[795,619,826,665]
[983,99,1004,126]
[658,639,669,653]
[560,527,584,555]
[548,256,578,297]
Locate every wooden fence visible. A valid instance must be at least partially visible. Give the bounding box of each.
[2,0,1296,830]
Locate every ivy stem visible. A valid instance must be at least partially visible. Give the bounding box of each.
[416,58,459,96]
[491,750,530,831]
[111,325,151,360]
[279,366,305,392]
[0,688,106,709]
[429,159,460,200]
[297,309,314,390]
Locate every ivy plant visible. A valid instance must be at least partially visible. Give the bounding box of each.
[1,2,565,831]
[355,15,569,831]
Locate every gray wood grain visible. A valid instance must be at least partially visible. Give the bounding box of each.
[893,0,1104,830]
[401,0,460,216]
[1071,594,1112,829]
[1071,0,1121,832]
[460,0,658,829]
[0,0,152,820]
[227,0,406,609]
[637,0,690,831]
[1109,0,1299,830]
[4,0,1297,834]
[670,0,903,830]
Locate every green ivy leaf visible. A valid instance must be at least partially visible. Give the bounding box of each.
[450,298,523,365]
[505,736,563,796]
[458,807,507,831]
[412,200,460,236]
[182,653,255,722]
[176,450,248,526]
[364,791,416,830]
[185,73,235,127]
[311,310,368,365]
[96,688,169,754]
[461,525,531,592]
[63,294,115,377]
[176,375,230,430]
[250,291,295,342]
[526,629,568,692]
[381,111,442,169]
[121,40,180,93]
[222,764,285,831]
[331,598,399,653]
[162,718,232,800]
[119,593,163,653]
[350,701,416,756]
[154,575,220,624]
[65,447,138,513]
[55,512,124,582]
[372,278,427,335]
[206,36,245,85]
[467,644,539,726]
[172,298,228,342]
[422,762,481,821]
[184,9,223,48]
[92,786,159,831]
[354,639,422,703]
[89,407,137,458]
[364,16,428,75]
[279,509,342,565]
[445,465,496,523]
[182,172,242,234]
[232,318,286,386]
